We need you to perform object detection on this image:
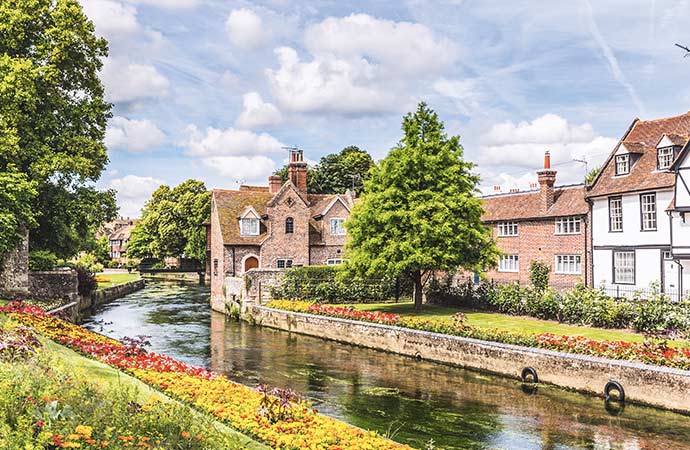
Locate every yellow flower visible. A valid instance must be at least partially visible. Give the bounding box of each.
[75,425,93,438]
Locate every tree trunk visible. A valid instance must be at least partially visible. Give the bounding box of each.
[412,270,423,311]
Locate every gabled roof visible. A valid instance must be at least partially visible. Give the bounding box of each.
[657,133,688,148]
[212,185,356,246]
[482,184,588,222]
[212,189,273,245]
[587,111,690,198]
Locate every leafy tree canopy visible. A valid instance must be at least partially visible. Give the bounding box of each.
[345,102,498,310]
[0,170,37,256]
[584,165,601,185]
[128,180,211,263]
[276,146,374,195]
[0,0,115,258]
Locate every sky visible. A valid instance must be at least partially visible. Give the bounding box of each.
[83,0,690,217]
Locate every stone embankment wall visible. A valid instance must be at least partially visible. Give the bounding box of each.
[0,234,29,296]
[250,306,690,413]
[86,279,145,311]
[29,269,79,304]
[211,269,283,315]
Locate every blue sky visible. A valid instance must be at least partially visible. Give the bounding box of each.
[84,0,690,216]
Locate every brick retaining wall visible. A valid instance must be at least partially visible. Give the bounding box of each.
[87,279,145,311]
[249,306,690,413]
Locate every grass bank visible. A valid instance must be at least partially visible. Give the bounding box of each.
[95,272,141,290]
[346,301,680,344]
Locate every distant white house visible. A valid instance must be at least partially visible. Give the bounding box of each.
[587,112,690,298]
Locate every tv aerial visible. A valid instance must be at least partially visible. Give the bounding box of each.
[675,43,690,57]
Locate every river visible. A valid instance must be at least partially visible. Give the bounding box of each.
[82,281,690,450]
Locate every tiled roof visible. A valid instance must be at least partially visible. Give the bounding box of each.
[482,185,588,222]
[663,134,688,146]
[110,224,135,241]
[212,187,355,246]
[587,111,690,198]
[212,189,273,245]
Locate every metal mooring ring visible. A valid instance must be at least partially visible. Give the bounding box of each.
[604,380,625,402]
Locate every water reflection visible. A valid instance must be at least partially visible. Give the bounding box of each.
[85,281,690,450]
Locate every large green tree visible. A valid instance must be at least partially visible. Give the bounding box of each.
[0,170,37,256]
[128,180,211,263]
[345,103,498,310]
[276,146,374,195]
[0,0,115,258]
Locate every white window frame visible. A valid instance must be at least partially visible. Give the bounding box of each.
[276,259,293,269]
[240,218,260,236]
[609,196,623,232]
[555,217,581,235]
[498,255,519,272]
[663,251,673,260]
[326,258,344,266]
[658,146,674,170]
[497,221,519,237]
[330,218,346,236]
[615,154,630,175]
[555,255,581,274]
[613,251,635,285]
[640,193,657,231]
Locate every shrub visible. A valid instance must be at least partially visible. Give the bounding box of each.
[28,250,57,271]
[529,261,550,291]
[74,266,97,296]
[273,265,410,303]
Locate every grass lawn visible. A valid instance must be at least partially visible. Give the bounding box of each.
[347,302,687,345]
[96,272,140,290]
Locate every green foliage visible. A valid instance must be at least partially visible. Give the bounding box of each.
[276,146,374,195]
[127,180,211,264]
[272,265,410,304]
[584,165,601,185]
[0,0,114,258]
[28,250,57,271]
[345,102,498,308]
[70,253,104,274]
[427,280,690,334]
[0,170,37,256]
[93,235,111,265]
[529,261,550,291]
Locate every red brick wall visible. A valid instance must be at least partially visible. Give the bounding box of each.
[210,201,225,301]
[485,215,588,288]
[261,189,310,267]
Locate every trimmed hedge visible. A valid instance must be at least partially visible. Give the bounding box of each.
[426,278,690,335]
[271,265,412,304]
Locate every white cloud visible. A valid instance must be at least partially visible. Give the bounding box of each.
[267,14,457,115]
[105,117,166,152]
[266,47,402,114]
[477,114,617,188]
[225,8,270,50]
[108,174,164,218]
[433,78,484,116]
[235,92,282,129]
[101,58,170,103]
[81,0,141,41]
[182,125,284,157]
[201,156,277,184]
[304,13,457,75]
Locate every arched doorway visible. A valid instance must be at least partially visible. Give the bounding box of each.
[244,256,259,272]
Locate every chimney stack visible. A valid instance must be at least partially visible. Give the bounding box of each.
[537,150,557,212]
[493,185,501,193]
[268,175,282,194]
[287,149,308,192]
[509,188,519,193]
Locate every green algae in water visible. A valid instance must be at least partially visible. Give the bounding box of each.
[361,386,401,397]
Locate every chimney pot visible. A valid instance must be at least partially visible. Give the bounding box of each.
[493,185,501,192]
[529,182,538,189]
[509,188,519,193]
[544,151,551,169]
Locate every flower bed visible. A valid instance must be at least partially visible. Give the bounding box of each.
[0,322,244,449]
[0,302,408,450]
[267,300,690,371]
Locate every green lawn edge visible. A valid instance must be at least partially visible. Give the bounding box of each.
[0,313,268,450]
[344,302,689,346]
[96,272,141,290]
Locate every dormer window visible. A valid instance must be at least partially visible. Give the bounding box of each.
[658,146,674,170]
[615,154,629,175]
[240,218,259,236]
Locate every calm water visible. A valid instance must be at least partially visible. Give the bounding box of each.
[83,281,690,450]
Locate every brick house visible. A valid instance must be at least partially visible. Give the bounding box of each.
[208,149,355,301]
[98,217,137,264]
[481,152,589,288]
